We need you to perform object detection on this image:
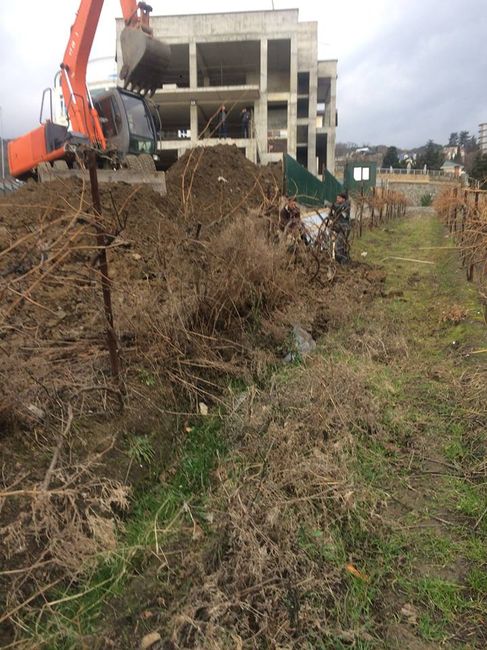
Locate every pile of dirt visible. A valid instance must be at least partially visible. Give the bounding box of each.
[162,144,282,226]
[0,146,282,421]
[0,140,387,434]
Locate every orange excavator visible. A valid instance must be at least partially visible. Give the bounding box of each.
[8,1,170,189]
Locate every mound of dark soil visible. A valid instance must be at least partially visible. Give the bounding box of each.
[162,144,282,225]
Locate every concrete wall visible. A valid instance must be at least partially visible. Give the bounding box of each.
[317,59,337,174]
[268,111,287,130]
[380,180,458,205]
[246,70,261,86]
[149,9,300,38]
[268,72,291,93]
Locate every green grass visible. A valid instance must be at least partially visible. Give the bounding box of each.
[127,435,155,466]
[450,480,486,521]
[415,576,465,619]
[444,434,468,463]
[467,567,487,594]
[287,212,487,646]
[411,530,458,564]
[394,575,466,642]
[326,213,487,645]
[418,612,449,641]
[465,537,487,563]
[297,526,347,566]
[355,440,394,484]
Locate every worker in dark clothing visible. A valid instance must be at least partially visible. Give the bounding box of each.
[329,192,352,263]
[217,104,228,138]
[241,107,251,138]
[279,196,310,245]
[279,196,301,233]
[330,192,351,226]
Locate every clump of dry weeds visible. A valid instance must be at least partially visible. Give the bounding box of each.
[0,153,293,639]
[162,356,383,648]
[118,215,296,407]
[0,148,400,643]
[0,407,130,634]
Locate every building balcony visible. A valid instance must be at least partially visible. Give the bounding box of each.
[158,136,257,150]
[154,85,260,103]
[158,128,192,141]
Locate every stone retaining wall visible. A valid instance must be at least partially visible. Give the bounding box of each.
[378,179,457,205]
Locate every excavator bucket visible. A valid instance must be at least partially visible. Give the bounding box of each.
[119,28,170,96]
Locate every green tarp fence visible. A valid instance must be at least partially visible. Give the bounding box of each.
[283,154,343,207]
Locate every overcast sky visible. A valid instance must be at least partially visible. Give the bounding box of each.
[0,0,485,147]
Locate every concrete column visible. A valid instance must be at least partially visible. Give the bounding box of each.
[189,42,197,89]
[307,58,318,174]
[327,75,337,174]
[260,38,268,94]
[253,38,268,160]
[307,95,318,175]
[329,75,337,129]
[327,130,336,175]
[189,42,199,146]
[190,101,198,144]
[287,35,298,159]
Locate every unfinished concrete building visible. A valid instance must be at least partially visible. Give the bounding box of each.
[480,123,487,154]
[116,9,337,176]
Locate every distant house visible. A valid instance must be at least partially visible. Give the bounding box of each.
[443,145,464,161]
[480,123,487,154]
[441,160,464,176]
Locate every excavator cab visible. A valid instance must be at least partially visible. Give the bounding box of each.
[93,88,158,159]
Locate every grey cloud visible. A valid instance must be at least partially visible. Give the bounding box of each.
[337,0,487,146]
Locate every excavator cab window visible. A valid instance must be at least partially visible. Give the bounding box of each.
[94,96,122,139]
[119,91,156,155]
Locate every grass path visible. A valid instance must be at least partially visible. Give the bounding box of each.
[338,211,487,648]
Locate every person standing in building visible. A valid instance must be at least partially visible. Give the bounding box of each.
[241,107,251,138]
[217,105,228,138]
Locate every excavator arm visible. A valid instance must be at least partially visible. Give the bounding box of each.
[60,0,105,147]
[61,1,166,145]
[121,1,154,29]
